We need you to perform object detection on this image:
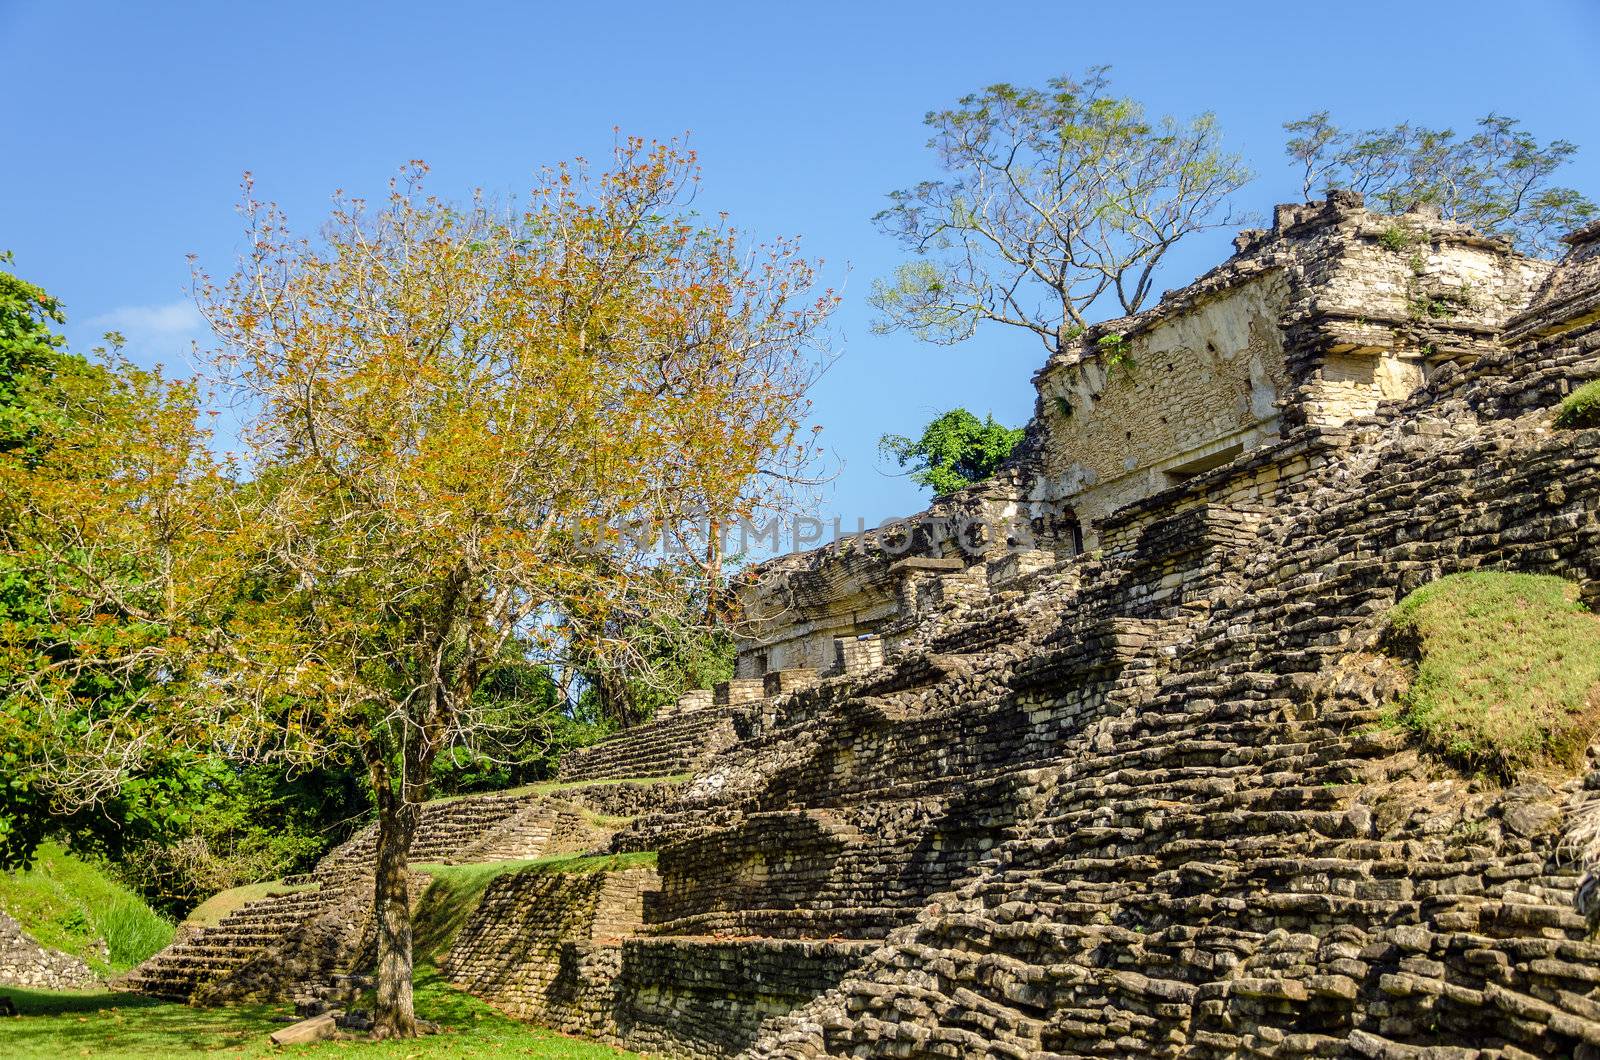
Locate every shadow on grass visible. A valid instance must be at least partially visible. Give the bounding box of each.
[0,969,638,1057]
[0,986,287,1057]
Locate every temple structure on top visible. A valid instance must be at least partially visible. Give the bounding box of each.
[731,191,1551,681]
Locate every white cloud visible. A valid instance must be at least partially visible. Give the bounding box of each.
[84,300,206,343]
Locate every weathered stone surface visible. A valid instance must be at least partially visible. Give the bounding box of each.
[0,912,99,990]
[268,1011,340,1044]
[127,203,1600,1059]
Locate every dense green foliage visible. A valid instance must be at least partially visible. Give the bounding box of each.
[0,277,192,871]
[1390,572,1600,776]
[879,408,1026,497]
[1555,380,1600,430]
[0,250,69,457]
[1285,112,1597,256]
[0,840,172,973]
[0,973,639,1057]
[580,622,736,731]
[430,656,615,796]
[112,764,366,919]
[0,253,74,867]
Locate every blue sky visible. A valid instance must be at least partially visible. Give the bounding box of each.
[3,0,1597,531]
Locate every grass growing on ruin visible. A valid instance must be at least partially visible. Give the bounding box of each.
[503,774,692,798]
[0,841,173,973]
[411,853,657,963]
[1389,572,1600,776]
[183,879,318,928]
[0,969,640,1057]
[1556,380,1600,429]
[416,851,657,885]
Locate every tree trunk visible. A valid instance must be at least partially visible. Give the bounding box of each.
[370,788,421,1039]
[704,518,724,625]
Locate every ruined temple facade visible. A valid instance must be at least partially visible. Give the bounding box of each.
[733,192,1551,684]
[129,201,1600,1059]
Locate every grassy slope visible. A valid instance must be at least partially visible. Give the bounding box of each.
[0,970,639,1058]
[1391,571,1600,774]
[0,842,173,974]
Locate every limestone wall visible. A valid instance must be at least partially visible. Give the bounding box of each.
[616,939,869,1058]
[732,196,1550,676]
[1033,270,1295,533]
[439,865,871,1057]
[440,867,657,1037]
[0,912,99,990]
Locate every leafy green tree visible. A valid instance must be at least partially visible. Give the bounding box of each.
[0,249,68,455]
[0,255,245,871]
[871,68,1252,356]
[1284,111,1597,256]
[182,143,832,1037]
[879,408,1025,497]
[114,763,368,918]
[0,258,373,903]
[429,653,613,795]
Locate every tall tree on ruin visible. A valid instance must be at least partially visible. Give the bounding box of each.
[871,67,1252,357]
[192,141,834,1037]
[1284,111,1596,256]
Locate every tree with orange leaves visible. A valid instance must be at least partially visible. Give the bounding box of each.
[191,139,834,1036]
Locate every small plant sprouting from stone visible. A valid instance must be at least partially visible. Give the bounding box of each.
[1556,380,1600,430]
[1097,333,1135,377]
[1409,283,1479,321]
[1054,395,1074,420]
[1379,224,1427,253]
[1411,296,1458,320]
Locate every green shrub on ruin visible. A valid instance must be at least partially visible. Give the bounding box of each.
[1389,571,1600,776]
[1556,380,1600,430]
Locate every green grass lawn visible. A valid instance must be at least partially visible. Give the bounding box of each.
[0,966,639,1058]
[0,841,174,974]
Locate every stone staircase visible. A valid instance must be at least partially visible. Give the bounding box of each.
[558,705,739,782]
[123,784,651,1003]
[119,886,336,1001]
[312,791,544,879]
[497,511,1247,1055]
[459,798,610,863]
[740,353,1600,1058]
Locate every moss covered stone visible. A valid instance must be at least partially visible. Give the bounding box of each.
[1390,571,1600,775]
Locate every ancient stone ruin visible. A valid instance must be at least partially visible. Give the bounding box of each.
[127,196,1600,1058]
[0,912,99,991]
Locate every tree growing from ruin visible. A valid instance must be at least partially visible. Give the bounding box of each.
[1284,111,1597,256]
[189,141,834,1037]
[878,408,1025,497]
[870,68,1253,356]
